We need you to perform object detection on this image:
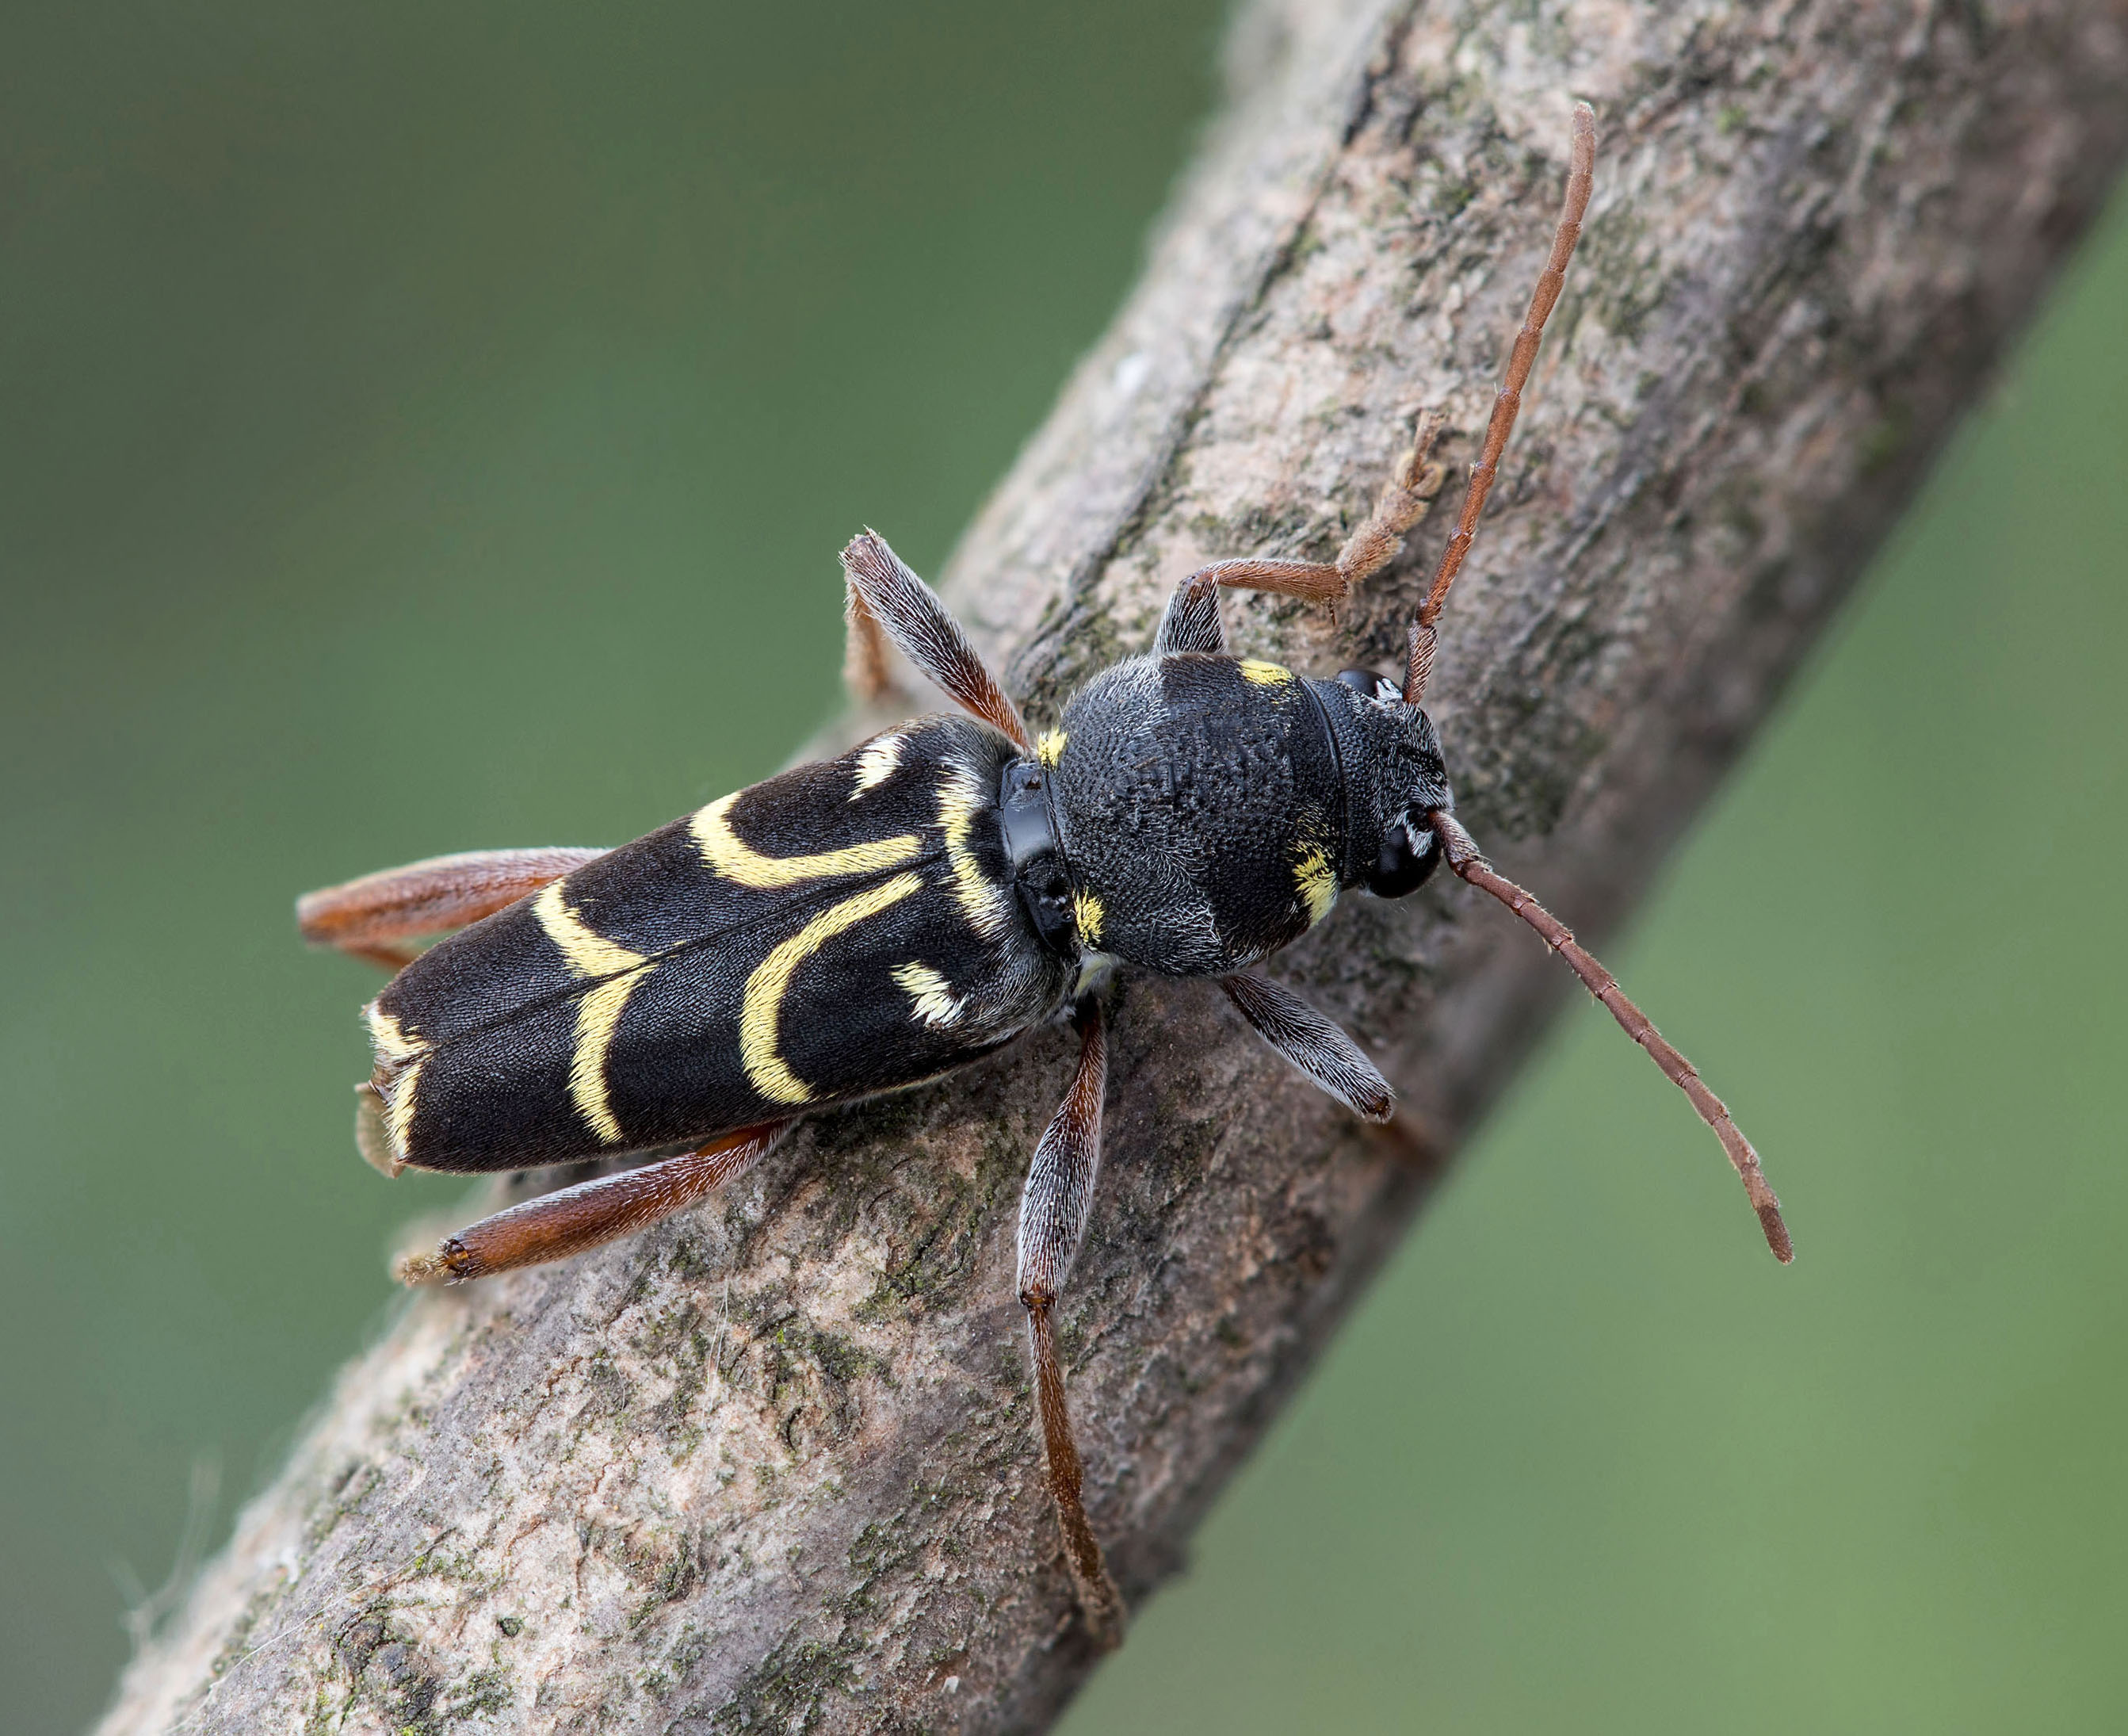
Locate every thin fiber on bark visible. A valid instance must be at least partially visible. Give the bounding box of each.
[100,2,2128,1730]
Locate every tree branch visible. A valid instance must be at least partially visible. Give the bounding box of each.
[100,2,2128,1730]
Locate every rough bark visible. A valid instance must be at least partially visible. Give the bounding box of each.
[100,2,2128,1731]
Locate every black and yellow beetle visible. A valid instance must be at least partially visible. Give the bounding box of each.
[298,106,1787,1640]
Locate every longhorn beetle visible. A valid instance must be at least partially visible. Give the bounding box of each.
[298,105,1789,1643]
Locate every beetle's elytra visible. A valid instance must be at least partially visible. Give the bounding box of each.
[298,105,1787,1643]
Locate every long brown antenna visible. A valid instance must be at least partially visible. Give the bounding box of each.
[1406,102,1597,705]
[1431,811,1793,1264]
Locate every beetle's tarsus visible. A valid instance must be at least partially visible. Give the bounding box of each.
[1027,1298,1127,1649]
[395,1243,460,1287]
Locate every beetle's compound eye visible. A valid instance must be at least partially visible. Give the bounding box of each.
[1337,667,1404,706]
[1366,816,1442,898]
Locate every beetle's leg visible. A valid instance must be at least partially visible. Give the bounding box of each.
[1151,564,1232,655]
[842,582,906,708]
[1016,996,1125,1646]
[840,531,1032,751]
[1152,415,1446,656]
[397,1119,793,1283]
[1221,972,1394,1122]
[298,847,607,969]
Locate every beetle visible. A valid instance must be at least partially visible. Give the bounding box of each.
[297,105,1788,1642]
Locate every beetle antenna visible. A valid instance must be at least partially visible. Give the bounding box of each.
[1405,101,1596,705]
[1429,810,1793,1264]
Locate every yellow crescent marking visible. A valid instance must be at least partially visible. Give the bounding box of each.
[567,977,644,1145]
[533,881,654,1145]
[892,961,967,1029]
[534,881,649,978]
[384,1060,423,1157]
[363,1004,429,1161]
[1293,846,1338,927]
[1037,728,1067,768]
[938,762,1012,940]
[1238,659,1293,687]
[692,792,921,886]
[741,874,925,1104]
[1072,888,1104,946]
[850,730,905,798]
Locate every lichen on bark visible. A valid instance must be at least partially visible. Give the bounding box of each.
[99,1,2128,1730]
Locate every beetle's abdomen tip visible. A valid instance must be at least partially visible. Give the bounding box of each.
[353,1084,405,1178]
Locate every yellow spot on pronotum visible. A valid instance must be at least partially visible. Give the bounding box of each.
[1293,847,1338,927]
[1072,888,1104,946]
[742,874,925,1104]
[1037,728,1068,768]
[850,731,905,798]
[893,961,966,1029]
[533,881,654,1145]
[1238,659,1293,687]
[693,792,922,886]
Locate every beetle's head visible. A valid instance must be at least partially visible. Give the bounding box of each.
[1316,667,1454,899]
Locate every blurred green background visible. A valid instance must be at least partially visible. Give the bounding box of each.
[2,4,2122,1730]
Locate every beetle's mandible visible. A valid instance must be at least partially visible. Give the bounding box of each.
[297,104,1789,1645]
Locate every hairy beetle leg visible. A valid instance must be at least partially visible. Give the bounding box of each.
[398,1120,794,1284]
[841,530,1032,751]
[1221,972,1395,1122]
[1016,998,1126,1646]
[297,847,608,970]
